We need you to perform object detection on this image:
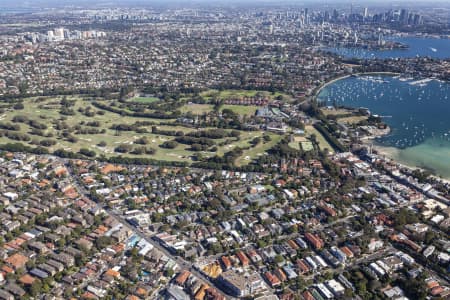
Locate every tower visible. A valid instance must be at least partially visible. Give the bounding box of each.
[378,32,384,46]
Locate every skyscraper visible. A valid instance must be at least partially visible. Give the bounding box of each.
[400,9,409,24]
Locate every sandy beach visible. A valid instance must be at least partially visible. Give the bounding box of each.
[371,142,450,183]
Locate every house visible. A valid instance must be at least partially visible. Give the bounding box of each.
[220,256,232,270]
[0,289,14,300]
[38,263,57,276]
[28,241,49,254]
[46,259,65,272]
[105,269,121,279]
[219,270,265,297]
[264,272,281,288]
[174,270,191,286]
[236,251,249,266]
[5,253,29,271]
[30,268,49,279]
[3,283,26,297]
[165,284,190,300]
[304,233,324,250]
[49,252,75,267]
[19,274,36,286]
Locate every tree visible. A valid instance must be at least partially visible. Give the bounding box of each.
[257,239,267,248]
[160,141,178,149]
[323,271,333,281]
[130,247,140,261]
[29,280,43,296]
[355,280,367,294]
[295,277,306,290]
[344,288,353,298]
[424,231,436,244]
[164,268,174,278]
[263,134,272,142]
[57,237,66,248]
[79,148,96,157]
[274,254,284,264]
[400,278,427,300]
[13,102,25,110]
[95,236,113,250]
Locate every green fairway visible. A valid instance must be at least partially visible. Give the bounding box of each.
[179,103,214,115]
[235,133,282,166]
[221,105,258,116]
[129,96,160,103]
[200,89,292,101]
[179,103,258,117]
[0,96,288,165]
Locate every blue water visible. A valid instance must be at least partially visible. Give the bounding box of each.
[326,37,450,59]
[318,75,450,178]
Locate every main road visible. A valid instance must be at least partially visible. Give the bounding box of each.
[65,163,234,300]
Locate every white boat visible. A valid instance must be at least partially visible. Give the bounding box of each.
[423,245,435,258]
[429,47,437,52]
[408,78,433,86]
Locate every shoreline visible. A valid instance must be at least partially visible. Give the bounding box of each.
[313,74,351,98]
[392,33,450,40]
[316,73,450,182]
[370,143,450,183]
[314,72,401,99]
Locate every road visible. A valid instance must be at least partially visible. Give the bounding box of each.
[65,163,234,300]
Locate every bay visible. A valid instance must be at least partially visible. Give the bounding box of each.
[317,75,450,178]
[326,37,450,59]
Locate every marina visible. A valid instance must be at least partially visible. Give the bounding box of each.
[318,75,450,178]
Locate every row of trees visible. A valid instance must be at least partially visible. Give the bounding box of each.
[187,128,240,139]
[92,101,178,119]
[151,126,184,137]
[175,136,215,147]
[12,115,48,130]
[313,123,347,152]
[0,121,20,131]
[114,144,156,155]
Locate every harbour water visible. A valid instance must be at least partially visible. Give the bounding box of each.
[317,75,450,178]
[326,37,450,59]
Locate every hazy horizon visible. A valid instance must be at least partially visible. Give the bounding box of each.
[2,0,450,9]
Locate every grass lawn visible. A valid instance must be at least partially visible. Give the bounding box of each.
[305,125,334,153]
[200,89,292,101]
[179,103,258,116]
[321,108,351,116]
[288,141,300,150]
[301,141,314,152]
[129,96,160,103]
[288,135,307,150]
[179,103,214,115]
[235,133,282,166]
[338,116,367,124]
[221,105,258,116]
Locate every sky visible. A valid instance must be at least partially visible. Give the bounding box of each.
[1,0,449,9]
